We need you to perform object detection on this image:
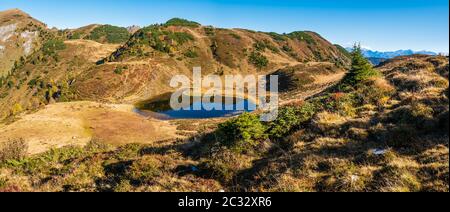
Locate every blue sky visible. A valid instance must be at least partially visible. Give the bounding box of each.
[1,0,448,52]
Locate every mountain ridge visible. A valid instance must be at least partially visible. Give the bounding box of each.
[345,47,438,59]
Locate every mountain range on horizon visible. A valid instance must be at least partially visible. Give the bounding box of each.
[345,47,440,59]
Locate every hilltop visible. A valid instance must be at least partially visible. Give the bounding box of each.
[0,9,50,77]
[64,24,131,44]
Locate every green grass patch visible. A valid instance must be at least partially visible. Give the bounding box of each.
[287,31,316,45]
[164,18,200,27]
[42,39,66,56]
[114,67,124,75]
[184,49,198,58]
[132,25,194,53]
[266,32,287,41]
[88,25,130,44]
[249,51,269,69]
[217,113,268,153]
[268,103,316,138]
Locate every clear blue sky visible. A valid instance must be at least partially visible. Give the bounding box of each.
[1,0,448,52]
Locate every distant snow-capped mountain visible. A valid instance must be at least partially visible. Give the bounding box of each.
[345,48,438,59]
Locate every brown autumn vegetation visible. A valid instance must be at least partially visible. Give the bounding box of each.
[0,9,447,192]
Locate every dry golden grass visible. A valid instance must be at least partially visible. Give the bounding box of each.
[0,102,179,155]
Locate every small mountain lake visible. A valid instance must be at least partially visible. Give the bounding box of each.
[134,95,257,120]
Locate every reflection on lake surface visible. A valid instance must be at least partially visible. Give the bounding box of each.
[134,96,257,120]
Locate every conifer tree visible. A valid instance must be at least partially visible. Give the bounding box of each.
[342,44,379,88]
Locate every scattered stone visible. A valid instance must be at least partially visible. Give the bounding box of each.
[126,25,141,34]
[0,24,17,42]
[350,175,359,183]
[371,149,387,155]
[20,31,38,55]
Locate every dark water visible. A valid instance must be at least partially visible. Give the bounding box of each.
[134,97,257,120]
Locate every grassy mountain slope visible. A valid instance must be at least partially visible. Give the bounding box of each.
[1,55,447,192]
[0,11,133,120]
[73,21,350,103]
[65,24,131,44]
[1,11,446,192]
[0,37,119,120]
[0,9,50,77]
[0,13,350,154]
[1,14,350,121]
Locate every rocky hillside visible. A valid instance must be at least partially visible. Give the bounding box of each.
[0,9,51,77]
